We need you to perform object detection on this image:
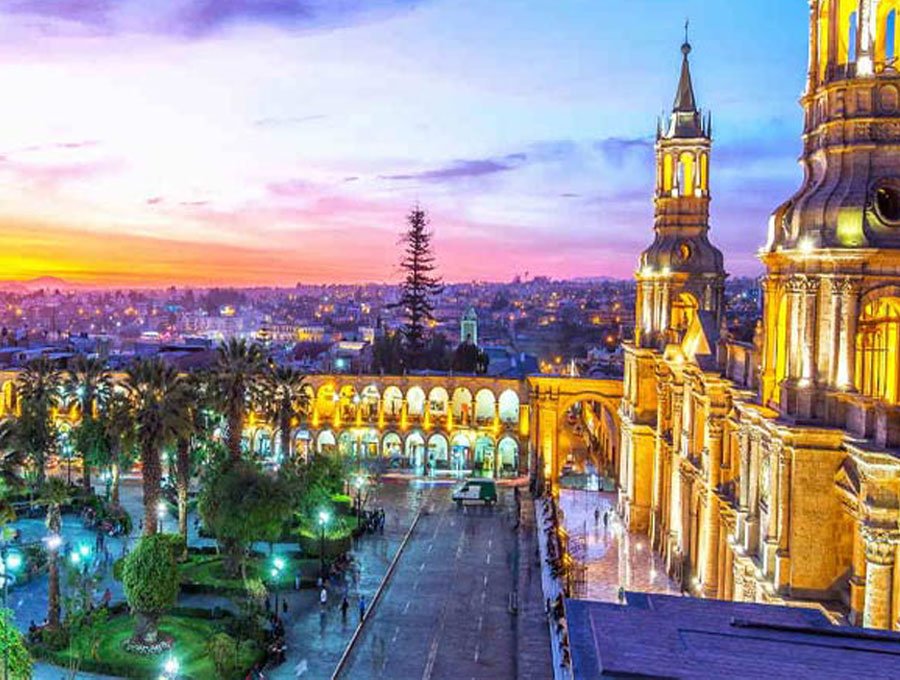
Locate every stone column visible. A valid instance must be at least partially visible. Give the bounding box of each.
[858,0,875,76]
[706,420,724,490]
[807,0,820,91]
[736,429,750,545]
[660,279,670,334]
[774,446,792,593]
[800,277,819,386]
[850,521,867,625]
[743,432,760,555]
[835,277,861,390]
[760,277,780,405]
[863,531,896,630]
[787,277,803,380]
[701,489,721,597]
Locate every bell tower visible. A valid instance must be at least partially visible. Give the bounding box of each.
[760,0,900,418]
[635,34,726,350]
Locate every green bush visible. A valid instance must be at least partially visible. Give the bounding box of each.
[0,609,31,678]
[122,534,179,643]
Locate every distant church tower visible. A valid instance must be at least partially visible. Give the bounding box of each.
[461,307,478,346]
[634,36,726,350]
[761,0,900,419]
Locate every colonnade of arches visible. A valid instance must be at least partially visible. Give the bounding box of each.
[244,426,523,479]
[308,383,523,432]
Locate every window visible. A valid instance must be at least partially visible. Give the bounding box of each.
[855,297,900,404]
[848,12,858,64]
[888,10,897,62]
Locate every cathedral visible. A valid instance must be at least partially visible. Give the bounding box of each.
[618,1,900,629]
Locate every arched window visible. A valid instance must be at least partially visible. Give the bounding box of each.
[671,292,699,333]
[848,11,858,64]
[877,3,900,67]
[889,10,898,62]
[663,154,674,193]
[838,1,858,66]
[855,297,900,404]
[699,153,709,194]
[679,152,695,197]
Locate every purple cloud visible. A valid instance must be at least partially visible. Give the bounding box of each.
[4,0,427,37]
[7,0,112,27]
[383,159,519,183]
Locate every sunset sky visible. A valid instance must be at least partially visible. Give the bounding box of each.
[0,0,808,287]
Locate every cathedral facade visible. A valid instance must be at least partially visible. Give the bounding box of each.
[618,1,900,629]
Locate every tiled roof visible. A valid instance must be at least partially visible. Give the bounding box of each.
[567,593,900,679]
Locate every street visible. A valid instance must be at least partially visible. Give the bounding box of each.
[337,486,519,680]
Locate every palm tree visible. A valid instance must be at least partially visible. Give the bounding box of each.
[258,365,309,465]
[65,356,112,495]
[212,339,264,463]
[38,477,70,629]
[102,393,138,507]
[16,357,63,487]
[123,358,189,536]
[174,372,213,551]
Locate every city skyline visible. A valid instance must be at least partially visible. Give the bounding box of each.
[0,1,806,287]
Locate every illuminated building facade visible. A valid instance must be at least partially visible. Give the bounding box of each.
[619,4,900,630]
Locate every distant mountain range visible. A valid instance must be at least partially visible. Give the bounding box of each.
[0,277,84,293]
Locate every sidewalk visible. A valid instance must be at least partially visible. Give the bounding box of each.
[557,490,677,602]
[516,490,552,680]
[534,497,573,680]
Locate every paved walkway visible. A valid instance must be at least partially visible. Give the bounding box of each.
[558,490,677,601]
[337,487,521,680]
[516,491,552,680]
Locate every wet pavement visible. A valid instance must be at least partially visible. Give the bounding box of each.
[337,486,521,680]
[557,489,677,602]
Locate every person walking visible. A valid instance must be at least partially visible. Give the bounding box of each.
[594,507,600,524]
[341,596,349,622]
[603,510,609,530]
[319,587,328,608]
[358,594,366,623]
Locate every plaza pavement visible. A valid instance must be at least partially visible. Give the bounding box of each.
[336,486,523,680]
[557,489,677,601]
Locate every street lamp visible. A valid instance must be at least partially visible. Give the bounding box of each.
[353,475,366,528]
[270,556,285,620]
[318,510,330,578]
[160,655,180,680]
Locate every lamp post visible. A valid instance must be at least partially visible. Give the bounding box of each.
[353,475,365,529]
[270,557,285,620]
[318,510,330,578]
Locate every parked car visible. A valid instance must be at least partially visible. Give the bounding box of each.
[452,479,498,507]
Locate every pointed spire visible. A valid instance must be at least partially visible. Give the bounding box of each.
[673,20,697,113]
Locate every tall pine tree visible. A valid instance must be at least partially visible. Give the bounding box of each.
[395,206,442,370]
